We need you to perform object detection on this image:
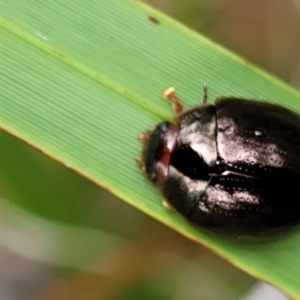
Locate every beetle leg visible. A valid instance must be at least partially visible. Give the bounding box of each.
[135,156,145,170]
[202,83,208,104]
[138,130,151,143]
[163,87,184,115]
[162,199,175,211]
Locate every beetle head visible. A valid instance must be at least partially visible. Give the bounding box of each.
[139,122,178,183]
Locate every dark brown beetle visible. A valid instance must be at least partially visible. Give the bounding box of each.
[137,86,300,236]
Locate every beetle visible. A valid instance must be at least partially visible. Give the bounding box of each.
[137,86,300,236]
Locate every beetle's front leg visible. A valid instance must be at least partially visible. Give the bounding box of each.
[163,87,184,115]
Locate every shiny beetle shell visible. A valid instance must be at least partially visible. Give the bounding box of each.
[138,87,300,236]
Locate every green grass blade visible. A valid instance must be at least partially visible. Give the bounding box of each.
[0,0,300,298]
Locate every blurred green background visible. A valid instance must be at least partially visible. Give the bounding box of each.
[1,0,299,299]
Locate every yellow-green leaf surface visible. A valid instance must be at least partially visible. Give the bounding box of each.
[0,0,300,298]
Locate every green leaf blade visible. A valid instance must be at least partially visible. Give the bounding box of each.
[1,0,300,298]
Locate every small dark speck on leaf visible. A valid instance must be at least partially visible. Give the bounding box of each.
[148,16,160,25]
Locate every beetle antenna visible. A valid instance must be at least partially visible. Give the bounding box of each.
[202,83,208,104]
